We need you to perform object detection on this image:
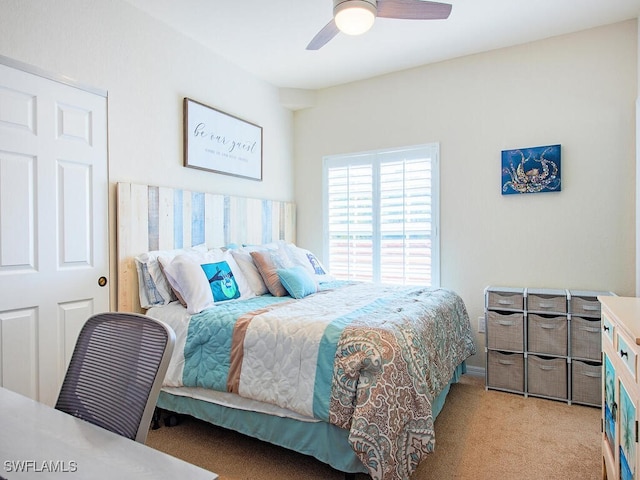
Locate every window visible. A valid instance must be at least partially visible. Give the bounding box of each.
[323,143,439,286]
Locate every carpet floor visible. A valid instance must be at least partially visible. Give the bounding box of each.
[146,375,601,479]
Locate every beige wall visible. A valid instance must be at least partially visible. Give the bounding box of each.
[0,0,636,371]
[294,21,638,369]
[0,0,295,308]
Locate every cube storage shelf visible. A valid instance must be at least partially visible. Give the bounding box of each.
[484,286,613,406]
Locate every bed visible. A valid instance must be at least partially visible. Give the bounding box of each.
[117,182,476,480]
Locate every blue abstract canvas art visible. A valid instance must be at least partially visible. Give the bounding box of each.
[501,144,561,195]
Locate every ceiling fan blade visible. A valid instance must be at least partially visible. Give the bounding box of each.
[377,0,452,20]
[306,19,340,50]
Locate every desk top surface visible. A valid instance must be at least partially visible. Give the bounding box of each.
[0,387,217,480]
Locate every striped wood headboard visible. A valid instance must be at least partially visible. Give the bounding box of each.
[117,182,296,312]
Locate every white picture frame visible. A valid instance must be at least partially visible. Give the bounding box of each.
[183,97,263,181]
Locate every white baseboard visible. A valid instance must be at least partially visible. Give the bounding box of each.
[464,365,485,378]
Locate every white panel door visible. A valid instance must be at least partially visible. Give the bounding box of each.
[0,61,109,405]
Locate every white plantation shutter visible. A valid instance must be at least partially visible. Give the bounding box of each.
[323,144,440,286]
[326,162,374,281]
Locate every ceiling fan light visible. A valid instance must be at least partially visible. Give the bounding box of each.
[334,0,376,36]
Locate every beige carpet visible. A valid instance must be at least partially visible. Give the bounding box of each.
[146,375,601,479]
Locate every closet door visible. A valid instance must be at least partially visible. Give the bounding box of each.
[0,60,109,405]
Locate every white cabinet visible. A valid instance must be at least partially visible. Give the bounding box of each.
[485,286,612,406]
[600,296,640,480]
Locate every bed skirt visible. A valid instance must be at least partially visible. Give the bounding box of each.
[156,362,467,474]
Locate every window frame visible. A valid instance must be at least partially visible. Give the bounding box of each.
[322,143,440,287]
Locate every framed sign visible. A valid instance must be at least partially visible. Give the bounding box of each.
[183,97,263,181]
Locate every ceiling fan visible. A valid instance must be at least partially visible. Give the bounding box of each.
[307,0,453,50]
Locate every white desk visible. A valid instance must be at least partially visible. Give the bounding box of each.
[0,387,217,479]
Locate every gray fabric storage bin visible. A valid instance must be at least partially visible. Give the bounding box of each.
[487,290,524,311]
[570,296,602,318]
[487,311,524,351]
[571,360,602,406]
[528,314,568,356]
[571,316,602,361]
[487,351,524,392]
[528,292,567,313]
[527,355,567,399]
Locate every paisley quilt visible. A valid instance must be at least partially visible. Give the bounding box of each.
[162,282,476,480]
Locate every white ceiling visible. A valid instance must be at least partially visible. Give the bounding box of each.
[123,0,640,90]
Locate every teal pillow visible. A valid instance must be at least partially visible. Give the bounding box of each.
[277,266,317,299]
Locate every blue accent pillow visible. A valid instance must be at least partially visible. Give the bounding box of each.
[201,261,240,302]
[277,266,317,299]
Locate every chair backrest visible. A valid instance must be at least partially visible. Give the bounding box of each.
[55,312,175,443]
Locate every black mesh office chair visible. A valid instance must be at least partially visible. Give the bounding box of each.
[55,312,175,443]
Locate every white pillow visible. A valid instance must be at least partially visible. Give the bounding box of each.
[284,243,334,283]
[161,254,214,314]
[243,241,295,268]
[231,249,269,296]
[134,244,208,308]
[160,249,254,314]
